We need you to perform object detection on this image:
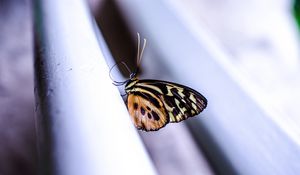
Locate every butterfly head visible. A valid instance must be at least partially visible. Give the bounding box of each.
[129,68,139,80]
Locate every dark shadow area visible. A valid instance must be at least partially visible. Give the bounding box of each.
[0,0,37,175]
[33,37,54,175]
[93,0,137,76]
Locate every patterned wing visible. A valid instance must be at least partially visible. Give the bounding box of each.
[127,91,169,131]
[135,80,207,123]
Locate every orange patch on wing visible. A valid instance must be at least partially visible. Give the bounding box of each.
[127,94,168,131]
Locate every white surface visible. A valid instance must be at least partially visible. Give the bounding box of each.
[36,0,156,174]
[165,0,300,146]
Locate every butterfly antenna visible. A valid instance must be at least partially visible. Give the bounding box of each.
[136,33,147,68]
[137,32,141,67]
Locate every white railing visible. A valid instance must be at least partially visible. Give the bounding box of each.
[33,0,156,174]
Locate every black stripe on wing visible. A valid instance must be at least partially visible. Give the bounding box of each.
[135,79,207,122]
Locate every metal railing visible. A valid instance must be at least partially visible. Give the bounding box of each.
[33,0,156,174]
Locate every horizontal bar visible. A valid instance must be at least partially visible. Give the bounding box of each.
[33,0,156,175]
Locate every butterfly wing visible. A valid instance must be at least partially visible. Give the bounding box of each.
[134,79,207,123]
[127,91,169,131]
[126,79,207,131]
[160,82,207,122]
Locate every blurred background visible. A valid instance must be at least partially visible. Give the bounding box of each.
[1,0,300,174]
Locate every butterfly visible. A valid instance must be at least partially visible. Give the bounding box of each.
[112,33,207,131]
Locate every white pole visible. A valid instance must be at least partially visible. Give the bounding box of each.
[33,0,156,174]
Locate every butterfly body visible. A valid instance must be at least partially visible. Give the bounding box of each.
[125,78,207,131]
